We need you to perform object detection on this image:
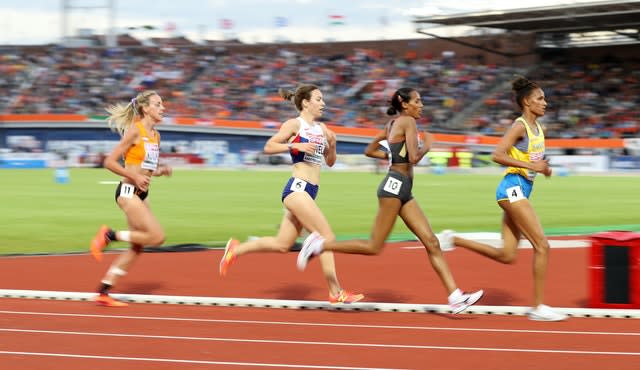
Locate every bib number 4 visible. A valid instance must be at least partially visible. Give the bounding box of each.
[506,185,525,203]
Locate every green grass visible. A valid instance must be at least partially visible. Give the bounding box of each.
[1,168,639,254]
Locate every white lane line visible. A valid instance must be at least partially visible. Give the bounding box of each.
[0,351,401,370]
[0,311,639,337]
[1,329,639,356]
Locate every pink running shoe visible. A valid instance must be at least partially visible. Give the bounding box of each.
[329,290,364,304]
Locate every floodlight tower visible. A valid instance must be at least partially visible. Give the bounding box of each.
[60,0,117,47]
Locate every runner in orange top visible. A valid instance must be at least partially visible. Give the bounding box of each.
[90,90,172,307]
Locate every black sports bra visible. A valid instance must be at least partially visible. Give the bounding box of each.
[387,120,410,164]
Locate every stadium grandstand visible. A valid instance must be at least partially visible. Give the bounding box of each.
[413,0,640,140]
[0,1,638,167]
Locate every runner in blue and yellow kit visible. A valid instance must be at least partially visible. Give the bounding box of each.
[440,75,568,321]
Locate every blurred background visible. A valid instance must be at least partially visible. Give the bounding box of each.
[1,0,639,172]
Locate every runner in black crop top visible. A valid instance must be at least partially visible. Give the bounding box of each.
[387,120,411,164]
[297,87,484,315]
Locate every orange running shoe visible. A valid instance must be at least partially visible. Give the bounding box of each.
[94,294,128,307]
[219,238,239,276]
[329,290,364,304]
[90,225,111,262]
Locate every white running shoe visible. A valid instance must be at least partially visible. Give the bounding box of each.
[527,304,568,321]
[449,289,484,314]
[438,229,455,251]
[297,231,324,271]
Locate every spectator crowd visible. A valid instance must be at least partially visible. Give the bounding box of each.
[1,44,638,139]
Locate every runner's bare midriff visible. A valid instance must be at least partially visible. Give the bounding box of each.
[390,162,413,179]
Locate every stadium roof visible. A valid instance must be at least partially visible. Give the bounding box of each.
[414,0,640,47]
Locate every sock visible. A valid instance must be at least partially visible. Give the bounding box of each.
[106,230,116,241]
[116,231,131,242]
[98,282,112,295]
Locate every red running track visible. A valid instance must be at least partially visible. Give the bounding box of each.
[0,241,588,306]
[1,243,639,369]
[2,298,640,370]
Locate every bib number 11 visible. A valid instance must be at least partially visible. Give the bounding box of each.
[120,183,135,199]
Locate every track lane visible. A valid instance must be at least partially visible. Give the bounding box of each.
[1,299,640,370]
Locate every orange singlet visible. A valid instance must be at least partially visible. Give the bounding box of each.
[124,121,159,171]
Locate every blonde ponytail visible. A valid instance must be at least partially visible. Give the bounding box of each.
[105,90,158,135]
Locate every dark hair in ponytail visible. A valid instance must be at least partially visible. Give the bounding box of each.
[387,87,416,116]
[278,84,319,112]
[512,75,539,110]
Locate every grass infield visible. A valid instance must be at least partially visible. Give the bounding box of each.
[1,168,638,254]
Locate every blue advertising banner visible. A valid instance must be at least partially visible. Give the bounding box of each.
[609,156,640,171]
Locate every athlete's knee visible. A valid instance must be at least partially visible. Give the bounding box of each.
[270,237,295,253]
[362,240,383,255]
[319,231,335,243]
[497,249,518,264]
[532,239,551,256]
[147,230,165,246]
[277,243,292,253]
[422,234,441,254]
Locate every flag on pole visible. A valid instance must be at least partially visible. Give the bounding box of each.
[275,16,288,28]
[219,18,234,30]
[328,14,345,26]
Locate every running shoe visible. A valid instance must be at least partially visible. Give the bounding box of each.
[438,229,455,251]
[219,238,239,276]
[449,289,484,314]
[527,304,568,321]
[95,294,128,307]
[90,225,111,262]
[329,290,365,304]
[297,231,324,271]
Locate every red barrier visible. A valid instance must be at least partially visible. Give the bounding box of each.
[589,231,640,308]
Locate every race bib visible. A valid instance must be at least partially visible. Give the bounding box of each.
[383,176,402,195]
[142,142,159,170]
[290,178,307,192]
[506,185,525,203]
[119,183,135,199]
[303,142,324,165]
[527,151,544,181]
